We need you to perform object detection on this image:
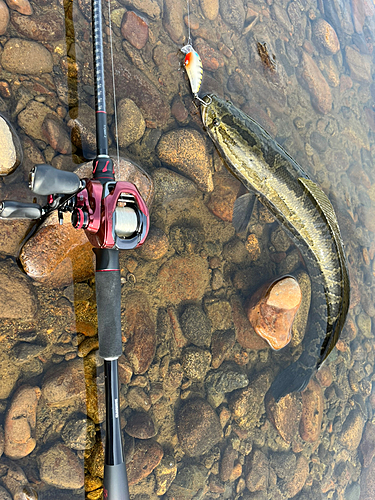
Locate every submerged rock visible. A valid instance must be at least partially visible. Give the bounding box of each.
[313,19,340,53]
[10,10,64,41]
[121,11,149,49]
[0,0,9,35]
[299,378,324,442]
[126,439,164,485]
[38,443,84,489]
[1,38,52,75]
[0,114,22,175]
[299,51,332,114]
[0,259,37,319]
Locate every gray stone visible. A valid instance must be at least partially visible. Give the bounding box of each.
[181,346,211,381]
[180,304,212,347]
[61,416,96,450]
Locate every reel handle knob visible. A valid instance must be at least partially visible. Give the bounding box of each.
[30,164,82,195]
[0,201,42,219]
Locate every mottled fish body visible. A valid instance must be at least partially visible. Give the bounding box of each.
[201,94,350,400]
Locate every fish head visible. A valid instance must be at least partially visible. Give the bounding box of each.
[200,94,228,133]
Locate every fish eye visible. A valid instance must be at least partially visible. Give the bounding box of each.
[212,117,220,127]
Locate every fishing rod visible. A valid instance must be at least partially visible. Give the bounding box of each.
[0,0,150,498]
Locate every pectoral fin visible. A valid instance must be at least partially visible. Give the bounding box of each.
[232,192,257,233]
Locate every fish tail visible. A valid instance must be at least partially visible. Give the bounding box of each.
[267,361,315,402]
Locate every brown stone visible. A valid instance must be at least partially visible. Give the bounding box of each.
[266,392,302,443]
[0,0,9,35]
[6,0,32,15]
[316,365,333,387]
[194,38,224,71]
[340,409,365,451]
[121,11,149,50]
[300,51,332,114]
[125,412,156,439]
[206,173,240,222]
[360,454,375,499]
[246,449,270,492]
[313,19,340,53]
[282,455,309,497]
[139,226,169,260]
[10,11,64,41]
[42,359,86,411]
[220,445,238,482]
[360,421,375,467]
[211,329,236,369]
[126,439,163,485]
[299,378,323,442]
[38,443,84,489]
[0,259,38,319]
[231,295,268,350]
[41,113,71,154]
[200,0,219,20]
[345,46,372,82]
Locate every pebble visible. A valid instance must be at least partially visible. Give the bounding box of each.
[4,385,41,459]
[180,304,212,348]
[163,0,184,43]
[61,416,96,450]
[171,96,189,123]
[126,439,164,485]
[12,342,45,362]
[270,226,291,252]
[181,346,211,381]
[41,113,71,154]
[0,114,22,175]
[125,412,157,439]
[231,295,268,350]
[206,173,241,222]
[129,0,160,19]
[299,378,323,442]
[281,455,309,497]
[176,398,223,456]
[154,455,177,496]
[67,103,97,153]
[121,11,149,50]
[123,292,156,375]
[139,226,169,260]
[158,255,210,304]
[194,38,224,71]
[247,277,302,350]
[200,0,219,20]
[38,443,84,489]
[18,100,57,142]
[1,39,52,75]
[345,46,372,82]
[204,298,233,332]
[219,0,245,31]
[360,457,375,499]
[10,11,64,41]
[266,392,302,443]
[211,329,236,369]
[340,409,365,451]
[220,445,238,482]
[167,464,207,499]
[360,421,375,467]
[316,365,333,387]
[206,362,248,407]
[153,168,198,205]
[0,0,9,35]
[300,51,332,114]
[127,387,151,412]
[246,449,271,492]
[156,129,213,192]
[5,0,32,14]
[0,259,37,320]
[116,98,146,148]
[313,19,340,53]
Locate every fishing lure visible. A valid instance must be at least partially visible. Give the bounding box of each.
[181,43,203,99]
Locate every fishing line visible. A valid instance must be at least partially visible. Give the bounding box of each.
[107,0,120,170]
[186,0,192,46]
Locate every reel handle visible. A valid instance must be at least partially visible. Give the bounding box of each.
[0,201,42,219]
[30,164,82,196]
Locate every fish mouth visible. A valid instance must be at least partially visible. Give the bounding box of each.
[200,93,215,126]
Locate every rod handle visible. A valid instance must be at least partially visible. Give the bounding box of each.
[103,463,130,500]
[0,201,42,219]
[30,164,81,195]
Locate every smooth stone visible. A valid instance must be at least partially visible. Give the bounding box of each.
[5,0,32,14]
[116,98,146,148]
[38,443,84,489]
[360,421,375,467]
[246,449,271,492]
[0,259,37,319]
[125,412,157,439]
[61,416,96,450]
[345,46,372,82]
[266,392,302,443]
[138,226,169,260]
[231,295,268,350]
[0,353,21,399]
[300,51,332,114]
[181,346,211,381]
[0,114,21,175]
[10,11,64,41]
[153,168,198,205]
[154,455,177,496]
[163,0,184,43]
[125,0,160,19]
[18,100,57,141]
[126,439,164,485]
[180,304,212,348]
[211,329,236,369]
[247,277,302,350]
[299,378,324,442]
[41,114,71,154]
[194,38,224,71]
[200,0,219,20]
[206,173,240,222]
[124,292,156,375]
[67,103,96,153]
[0,1,9,38]
[1,38,52,74]
[176,398,222,457]
[340,409,365,451]
[121,11,149,49]
[280,455,309,497]
[313,19,340,53]
[156,129,213,193]
[219,0,245,31]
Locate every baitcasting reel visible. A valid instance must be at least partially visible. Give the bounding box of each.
[0,164,149,250]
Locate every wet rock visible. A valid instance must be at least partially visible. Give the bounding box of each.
[351,0,373,33]
[0,461,32,500]
[360,456,375,499]
[67,103,96,153]
[18,100,57,141]
[313,19,340,53]
[0,259,37,319]
[181,346,211,381]
[194,38,224,71]
[4,385,41,459]
[206,362,248,407]
[211,329,236,369]
[10,11,64,41]
[125,412,156,439]
[176,398,222,456]
[1,38,52,74]
[5,0,32,14]
[121,11,149,49]
[270,227,291,253]
[219,0,245,31]
[167,464,207,499]
[316,365,333,387]
[154,455,177,496]
[0,353,21,399]
[42,114,71,154]
[127,387,151,412]
[124,292,156,375]
[220,445,238,482]
[180,304,212,348]
[281,455,309,497]
[266,392,302,443]
[139,226,169,260]
[246,449,271,492]
[231,295,268,350]
[0,115,22,175]
[157,129,213,192]
[0,486,11,500]
[0,0,9,38]
[129,0,160,19]
[200,0,219,20]
[299,379,324,442]
[163,0,184,43]
[300,51,332,114]
[158,255,210,304]
[153,168,198,205]
[247,277,302,350]
[171,96,189,123]
[116,98,146,148]
[206,173,240,222]
[345,46,371,82]
[126,439,164,486]
[38,443,84,489]
[340,409,365,451]
[61,416,96,450]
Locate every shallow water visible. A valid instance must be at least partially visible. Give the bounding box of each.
[0,0,375,498]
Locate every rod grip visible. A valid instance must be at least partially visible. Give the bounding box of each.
[94,249,122,360]
[30,164,81,195]
[0,201,42,219]
[103,463,130,500]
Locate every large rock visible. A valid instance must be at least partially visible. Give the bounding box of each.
[1,38,53,74]
[116,98,146,148]
[126,439,164,485]
[38,443,84,489]
[10,11,64,41]
[299,379,324,442]
[300,51,332,114]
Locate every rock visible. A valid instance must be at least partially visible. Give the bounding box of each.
[127,387,151,412]
[1,39,52,74]
[139,226,169,260]
[5,0,32,15]
[211,329,236,369]
[316,365,333,387]
[85,439,104,479]
[266,392,302,443]
[345,46,372,82]
[125,412,156,439]
[123,292,156,375]
[0,259,37,319]
[204,298,233,332]
[0,1,9,37]
[181,346,211,381]
[281,455,309,497]
[67,103,96,153]
[360,457,375,499]
[360,421,375,468]
[0,486,11,500]
[180,304,212,347]
[300,51,332,114]
[231,295,268,350]
[219,0,245,31]
[157,255,210,304]
[61,416,96,450]
[153,168,198,205]
[127,0,161,19]
[41,114,71,154]
[38,443,84,489]
[0,114,22,175]
[157,129,213,192]
[200,0,219,20]
[18,100,57,141]
[126,439,164,485]
[154,455,177,496]
[116,98,146,148]
[176,398,222,456]
[246,277,302,350]
[171,96,189,123]
[0,353,21,399]
[270,227,291,252]
[300,379,324,442]
[194,38,224,72]
[206,362,248,407]
[220,445,238,482]
[167,464,207,499]
[121,11,149,49]
[4,385,41,459]
[10,11,64,41]
[313,19,340,53]
[0,461,33,500]
[291,271,311,347]
[340,409,365,451]
[163,0,184,43]
[246,449,271,492]
[206,173,240,222]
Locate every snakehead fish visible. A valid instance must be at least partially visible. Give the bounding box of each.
[201,94,350,401]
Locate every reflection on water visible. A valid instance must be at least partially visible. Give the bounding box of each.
[0,0,375,498]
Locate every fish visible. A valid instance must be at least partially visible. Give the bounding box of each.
[181,44,203,101]
[201,94,350,401]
